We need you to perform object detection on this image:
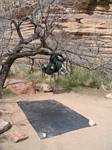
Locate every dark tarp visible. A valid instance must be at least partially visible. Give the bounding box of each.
[18,100,90,139]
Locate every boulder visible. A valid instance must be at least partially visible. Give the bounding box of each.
[41,84,53,93]
[6,80,35,95]
[0,119,12,134]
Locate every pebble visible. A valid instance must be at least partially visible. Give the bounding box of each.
[89,119,96,127]
[105,93,112,99]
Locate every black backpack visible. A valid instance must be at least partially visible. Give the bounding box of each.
[42,53,65,75]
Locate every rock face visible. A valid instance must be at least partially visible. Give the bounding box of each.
[12,1,112,72]
[56,2,112,71]
[3,1,112,73]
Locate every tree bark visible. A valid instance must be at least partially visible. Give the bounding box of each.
[0,56,16,98]
[0,47,52,98]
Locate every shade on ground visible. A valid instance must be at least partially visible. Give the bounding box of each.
[18,100,90,139]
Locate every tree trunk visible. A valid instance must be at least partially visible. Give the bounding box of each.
[0,57,16,98]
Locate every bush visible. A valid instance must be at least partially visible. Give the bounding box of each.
[3,88,15,97]
[10,62,49,84]
[9,63,30,79]
[26,71,45,84]
[9,62,112,92]
[54,68,111,90]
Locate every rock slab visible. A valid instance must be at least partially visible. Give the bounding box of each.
[8,131,29,143]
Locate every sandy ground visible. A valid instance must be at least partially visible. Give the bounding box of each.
[0,90,112,150]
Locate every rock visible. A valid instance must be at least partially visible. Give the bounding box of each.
[40,132,47,139]
[8,131,29,143]
[89,119,96,127]
[105,93,112,99]
[7,80,35,95]
[41,84,53,93]
[0,119,12,134]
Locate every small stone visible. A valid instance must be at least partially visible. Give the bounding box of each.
[0,119,12,134]
[105,93,112,99]
[89,119,96,127]
[8,131,29,143]
[40,132,47,139]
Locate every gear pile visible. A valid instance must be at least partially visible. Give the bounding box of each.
[42,53,65,75]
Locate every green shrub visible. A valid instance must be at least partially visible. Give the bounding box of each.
[9,62,112,91]
[54,68,111,90]
[3,88,15,97]
[9,63,29,79]
[10,62,49,84]
[26,71,44,83]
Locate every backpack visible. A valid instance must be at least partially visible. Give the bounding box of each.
[42,53,65,75]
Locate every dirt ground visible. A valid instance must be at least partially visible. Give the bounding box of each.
[0,90,112,150]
